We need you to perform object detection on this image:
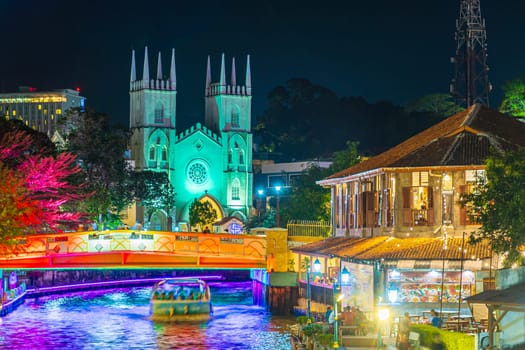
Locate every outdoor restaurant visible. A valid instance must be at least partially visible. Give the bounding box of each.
[291,235,497,335]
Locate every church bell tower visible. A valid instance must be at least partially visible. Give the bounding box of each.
[129,47,177,172]
[204,53,253,217]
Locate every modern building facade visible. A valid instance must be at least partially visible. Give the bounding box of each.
[0,87,86,137]
[129,47,253,230]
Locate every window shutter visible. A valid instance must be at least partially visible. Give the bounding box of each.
[402,187,412,225]
[459,185,467,225]
[402,187,410,208]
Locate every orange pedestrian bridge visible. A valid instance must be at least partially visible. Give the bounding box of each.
[0,230,272,270]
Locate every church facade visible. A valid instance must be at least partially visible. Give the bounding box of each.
[129,47,253,231]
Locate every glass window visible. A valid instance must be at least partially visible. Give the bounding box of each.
[155,103,164,123]
[239,150,244,164]
[231,108,240,127]
[232,179,240,200]
[149,146,156,160]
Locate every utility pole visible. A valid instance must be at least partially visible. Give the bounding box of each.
[450,0,491,108]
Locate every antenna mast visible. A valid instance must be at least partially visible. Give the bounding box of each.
[450,0,491,107]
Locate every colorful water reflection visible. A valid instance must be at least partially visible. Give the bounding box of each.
[0,281,294,350]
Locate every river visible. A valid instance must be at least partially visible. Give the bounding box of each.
[0,281,295,350]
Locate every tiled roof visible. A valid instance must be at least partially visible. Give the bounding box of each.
[291,237,363,257]
[292,236,493,261]
[325,104,525,180]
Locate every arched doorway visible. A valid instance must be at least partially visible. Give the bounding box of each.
[180,194,224,231]
[148,210,168,231]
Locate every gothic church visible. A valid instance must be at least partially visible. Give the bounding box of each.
[129,47,253,231]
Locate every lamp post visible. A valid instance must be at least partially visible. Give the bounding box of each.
[310,258,321,320]
[313,258,321,273]
[307,266,311,319]
[377,308,390,349]
[257,189,264,225]
[333,267,350,350]
[275,185,281,227]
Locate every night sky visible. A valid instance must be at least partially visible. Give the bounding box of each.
[1,0,525,128]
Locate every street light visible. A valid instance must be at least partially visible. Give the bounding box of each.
[257,189,265,225]
[377,308,390,350]
[313,258,321,273]
[307,265,311,319]
[309,258,321,320]
[275,185,281,227]
[333,267,350,350]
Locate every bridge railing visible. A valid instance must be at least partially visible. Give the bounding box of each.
[0,230,267,262]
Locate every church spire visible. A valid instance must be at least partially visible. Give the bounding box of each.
[143,46,150,88]
[156,51,163,80]
[130,49,136,82]
[245,54,252,95]
[170,48,176,90]
[231,57,237,87]
[206,55,211,88]
[220,53,226,86]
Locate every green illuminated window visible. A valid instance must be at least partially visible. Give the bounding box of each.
[231,178,240,200]
[149,146,156,160]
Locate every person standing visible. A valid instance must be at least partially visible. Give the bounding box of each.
[325,306,333,324]
[430,309,442,328]
[398,312,411,350]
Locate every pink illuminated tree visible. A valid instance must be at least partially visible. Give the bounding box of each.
[0,127,87,242]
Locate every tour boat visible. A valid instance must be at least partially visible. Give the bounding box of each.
[150,278,212,321]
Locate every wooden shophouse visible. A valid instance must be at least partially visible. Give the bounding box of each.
[317,104,525,239]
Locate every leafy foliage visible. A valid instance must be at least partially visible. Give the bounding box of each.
[410,324,474,349]
[404,93,463,117]
[460,149,525,266]
[0,164,36,242]
[499,78,525,119]
[256,79,451,160]
[57,108,134,227]
[0,126,85,242]
[317,333,334,348]
[189,199,217,231]
[280,141,361,223]
[301,323,323,337]
[296,316,313,325]
[133,171,176,229]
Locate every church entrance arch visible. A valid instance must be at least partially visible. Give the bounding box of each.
[181,194,224,231]
[148,210,168,231]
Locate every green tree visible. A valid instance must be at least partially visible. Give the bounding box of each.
[57,108,134,228]
[330,141,361,173]
[280,141,361,223]
[499,78,525,120]
[0,164,33,244]
[461,149,525,266]
[189,199,217,231]
[404,93,463,117]
[133,171,176,230]
[0,128,86,244]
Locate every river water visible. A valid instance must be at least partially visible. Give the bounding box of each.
[0,281,295,350]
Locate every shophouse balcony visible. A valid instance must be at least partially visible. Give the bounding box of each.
[403,208,434,226]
